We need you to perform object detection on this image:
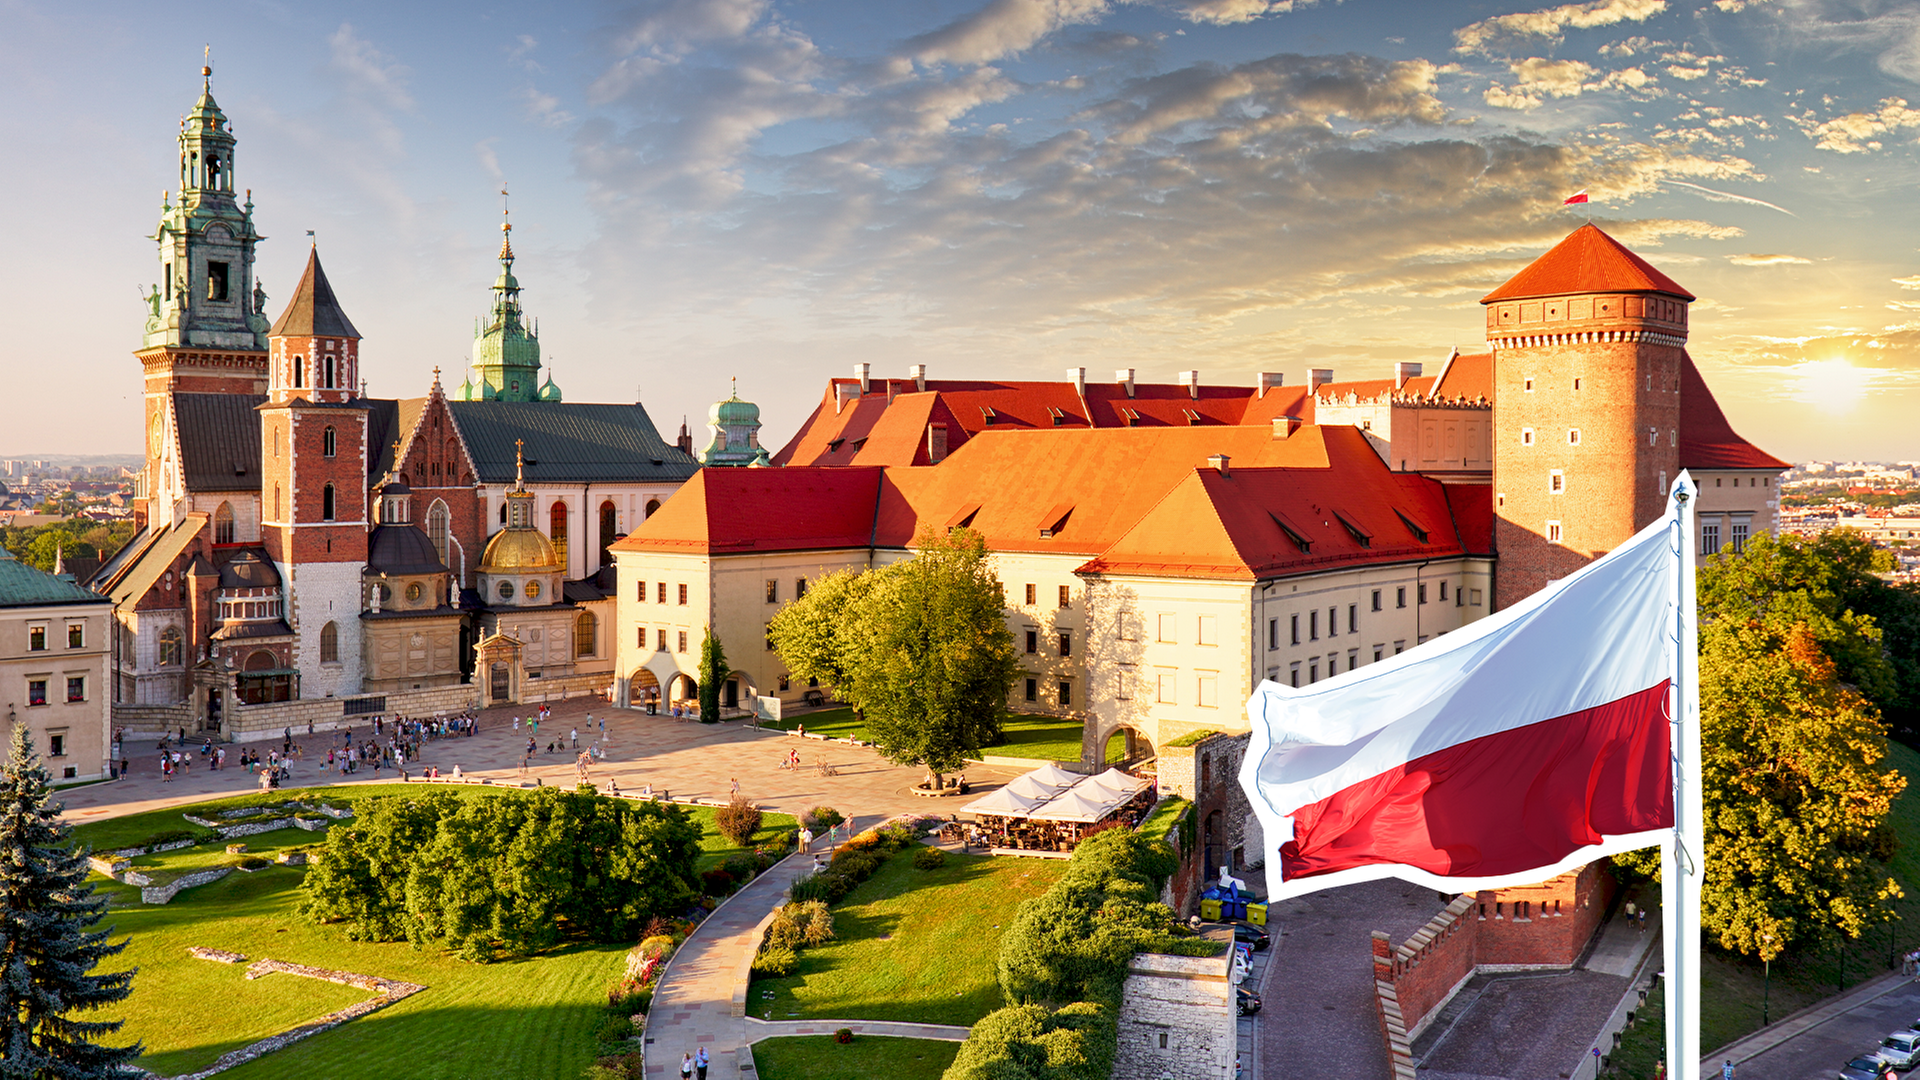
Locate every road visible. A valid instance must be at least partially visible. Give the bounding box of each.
[1713,974,1920,1080]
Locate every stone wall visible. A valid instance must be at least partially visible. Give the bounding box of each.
[515,671,614,704]
[113,702,193,735]
[141,865,232,905]
[1112,951,1234,1080]
[227,683,479,742]
[1157,731,1262,913]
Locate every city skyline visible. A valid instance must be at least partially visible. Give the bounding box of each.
[8,0,1920,460]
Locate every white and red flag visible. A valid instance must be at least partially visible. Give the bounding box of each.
[1565,189,1590,204]
[1240,480,1693,901]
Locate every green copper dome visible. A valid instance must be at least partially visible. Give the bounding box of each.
[457,209,546,402]
[697,381,770,467]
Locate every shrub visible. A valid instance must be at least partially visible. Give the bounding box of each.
[722,853,758,884]
[829,850,879,882]
[585,1051,645,1080]
[835,1027,854,1044]
[802,806,845,832]
[752,944,797,977]
[236,856,271,870]
[877,824,916,851]
[793,899,834,946]
[842,830,880,853]
[788,874,832,904]
[913,846,948,870]
[641,915,681,941]
[698,868,735,897]
[606,979,652,1016]
[715,796,763,847]
[596,1013,636,1044]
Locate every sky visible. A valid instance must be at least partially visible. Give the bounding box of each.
[8,0,1920,463]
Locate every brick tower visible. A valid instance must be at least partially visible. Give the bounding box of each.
[259,248,370,697]
[135,64,272,526]
[1484,224,1691,608]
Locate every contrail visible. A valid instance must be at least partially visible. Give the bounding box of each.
[1661,179,1797,217]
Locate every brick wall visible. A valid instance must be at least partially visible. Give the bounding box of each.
[1112,951,1234,1080]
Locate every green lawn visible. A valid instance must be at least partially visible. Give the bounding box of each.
[68,787,791,1079]
[762,708,1115,765]
[1700,740,1920,1053]
[751,850,1066,1026]
[1604,980,1664,1079]
[753,1035,962,1080]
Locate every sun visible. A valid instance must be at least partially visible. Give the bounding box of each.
[1793,358,1872,414]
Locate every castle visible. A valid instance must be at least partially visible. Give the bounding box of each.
[90,69,701,738]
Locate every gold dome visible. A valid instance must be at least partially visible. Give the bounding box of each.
[480,527,561,573]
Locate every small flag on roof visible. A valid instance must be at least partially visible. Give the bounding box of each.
[1564,190,1590,205]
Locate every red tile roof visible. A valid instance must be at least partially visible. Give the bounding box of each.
[1431,352,1493,402]
[611,466,884,554]
[1678,352,1788,471]
[1482,224,1695,303]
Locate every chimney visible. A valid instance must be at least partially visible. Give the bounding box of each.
[1116,368,1136,398]
[854,362,871,394]
[1067,367,1086,397]
[834,382,858,413]
[1310,368,1335,392]
[1271,415,1303,440]
[1208,453,1231,477]
[927,423,948,464]
[909,363,927,393]
[677,418,693,454]
[1179,370,1200,399]
[1258,372,1284,397]
[1395,362,1423,390]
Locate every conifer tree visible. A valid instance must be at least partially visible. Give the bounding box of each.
[698,628,728,724]
[0,722,139,1077]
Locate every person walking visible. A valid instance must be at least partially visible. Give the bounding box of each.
[694,1046,709,1080]
[1721,1060,1735,1079]
[570,727,578,749]
[731,777,740,797]
[680,1052,694,1079]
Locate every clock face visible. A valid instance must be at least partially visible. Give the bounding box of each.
[148,413,165,457]
[406,582,423,604]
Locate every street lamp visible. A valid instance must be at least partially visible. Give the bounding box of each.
[1762,933,1774,1028]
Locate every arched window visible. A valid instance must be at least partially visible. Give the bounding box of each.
[599,500,617,568]
[322,483,336,522]
[575,611,596,658]
[319,621,339,663]
[549,501,569,568]
[244,649,276,672]
[323,426,336,458]
[645,498,661,518]
[158,627,182,666]
[273,484,282,520]
[498,502,507,525]
[292,356,304,388]
[213,501,235,545]
[324,354,337,389]
[427,500,451,568]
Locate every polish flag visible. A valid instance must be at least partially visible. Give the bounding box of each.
[1565,190,1590,205]
[1240,483,1692,900]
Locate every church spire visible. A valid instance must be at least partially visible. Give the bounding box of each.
[456,186,554,402]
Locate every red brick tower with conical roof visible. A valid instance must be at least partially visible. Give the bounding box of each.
[1484,224,1692,608]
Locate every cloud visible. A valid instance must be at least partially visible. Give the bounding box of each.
[1801,98,1920,154]
[1143,0,1313,25]
[1895,276,1920,290]
[1483,56,1660,108]
[1086,53,1448,143]
[906,0,1109,65]
[1454,0,1667,57]
[609,0,773,52]
[328,23,413,117]
[1727,253,1810,266]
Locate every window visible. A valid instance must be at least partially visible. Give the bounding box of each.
[1025,584,1037,605]
[27,679,46,707]
[678,631,688,653]
[1157,614,1177,643]
[1309,662,1319,683]
[576,612,596,658]
[1197,674,1217,708]
[1394,641,1406,655]
[1058,681,1072,707]
[599,500,618,569]
[1702,523,1720,553]
[1470,589,1484,606]
[1568,428,1581,445]
[645,498,661,518]
[1371,589,1382,612]
[1025,678,1038,703]
[1156,673,1177,704]
[1418,583,1427,604]
[1374,646,1384,663]
[1326,607,1336,638]
[1573,377,1582,391]
[1116,668,1133,700]
[66,623,83,649]
[1396,587,1406,609]
[406,582,423,604]
[1327,654,1337,676]
[1025,630,1038,654]
[678,583,688,606]
[1547,520,1563,543]
[1348,604,1358,633]
[550,501,569,568]
[1290,664,1300,687]
[795,578,808,599]
[207,260,229,301]
[320,621,338,663]
[766,579,778,604]
[1658,471,1668,497]
[1731,521,1750,554]
[322,483,336,522]
[658,582,667,604]
[1521,427,1534,446]
[1268,618,1278,651]
[323,426,337,458]
[158,627,182,666]
[778,675,790,692]
[1059,631,1072,657]
[657,628,667,651]
[324,354,337,389]
[1649,427,1658,447]
[292,356,304,388]
[1290,614,1300,645]
[48,733,64,758]
[498,580,515,601]
[1309,610,1318,641]
[1058,585,1071,608]
[1197,615,1216,646]
[524,580,540,601]
[66,676,84,703]
[1524,377,1534,392]
[214,501,235,544]
[27,626,45,652]
[1550,470,1564,493]
[765,626,775,651]
[428,500,450,567]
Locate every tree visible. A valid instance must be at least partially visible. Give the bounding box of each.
[837,529,1019,785]
[766,568,877,695]
[697,627,728,723]
[0,722,140,1076]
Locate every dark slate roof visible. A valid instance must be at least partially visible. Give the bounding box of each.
[563,577,609,603]
[217,549,280,590]
[0,551,106,608]
[366,397,402,479]
[269,248,362,339]
[366,525,446,576]
[447,401,700,484]
[177,393,267,492]
[210,620,294,641]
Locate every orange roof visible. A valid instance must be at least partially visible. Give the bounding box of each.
[1079,428,1482,581]
[1677,352,1788,471]
[1482,224,1694,304]
[1431,352,1493,401]
[611,466,884,554]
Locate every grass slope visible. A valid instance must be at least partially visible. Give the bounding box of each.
[753,1035,962,1080]
[70,787,792,1079]
[750,851,1066,1026]
[1701,740,1920,1052]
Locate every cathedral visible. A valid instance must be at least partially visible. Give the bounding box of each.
[90,69,702,737]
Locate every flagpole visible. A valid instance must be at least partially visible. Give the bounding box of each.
[1665,475,1702,1079]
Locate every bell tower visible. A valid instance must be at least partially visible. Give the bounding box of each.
[1485,224,1690,608]
[456,198,559,403]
